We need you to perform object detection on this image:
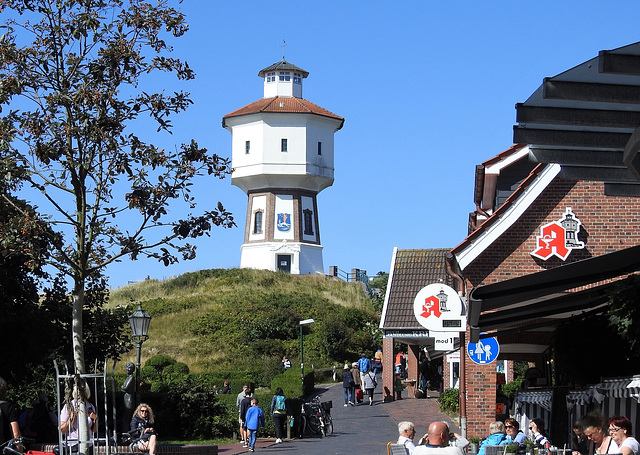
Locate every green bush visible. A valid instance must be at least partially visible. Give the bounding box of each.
[437,388,459,412]
[501,377,525,400]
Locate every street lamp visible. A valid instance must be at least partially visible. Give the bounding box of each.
[299,318,315,392]
[129,302,151,406]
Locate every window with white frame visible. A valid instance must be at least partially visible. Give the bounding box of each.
[279,71,291,81]
[266,72,276,82]
[293,73,302,84]
[281,138,288,152]
[245,140,250,154]
[317,141,322,155]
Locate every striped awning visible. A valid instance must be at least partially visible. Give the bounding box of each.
[597,375,640,401]
[515,390,554,412]
[566,388,606,408]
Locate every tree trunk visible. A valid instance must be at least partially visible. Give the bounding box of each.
[72,279,90,455]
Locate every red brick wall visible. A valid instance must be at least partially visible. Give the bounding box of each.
[461,178,640,436]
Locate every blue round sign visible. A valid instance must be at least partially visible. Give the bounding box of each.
[467,337,500,364]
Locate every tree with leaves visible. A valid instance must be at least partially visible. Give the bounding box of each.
[0,0,233,388]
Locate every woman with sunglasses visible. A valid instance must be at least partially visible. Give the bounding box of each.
[504,418,526,445]
[130,404,157,455]
[608,416,639,455]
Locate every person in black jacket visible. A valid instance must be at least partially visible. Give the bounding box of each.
[341,364,355,406]
[130,404,157,455]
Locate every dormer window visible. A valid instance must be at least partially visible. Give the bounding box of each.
[279,71,291,81]
[293,73,302,84]
[266,72,276,82]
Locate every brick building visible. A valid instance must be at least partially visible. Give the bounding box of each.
[381,41,640,441]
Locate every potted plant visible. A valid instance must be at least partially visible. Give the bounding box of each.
[504,442,520,455]
[468,437,481,454]
[523,438,535,455]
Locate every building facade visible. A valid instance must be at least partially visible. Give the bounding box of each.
[222,60,344,274]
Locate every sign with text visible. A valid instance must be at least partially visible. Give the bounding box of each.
[431,331,456,351]
[413,283,465,332]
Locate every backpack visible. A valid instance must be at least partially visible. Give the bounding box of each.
[358,357,369,373]
[275,395,286,412]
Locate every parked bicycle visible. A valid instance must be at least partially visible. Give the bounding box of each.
[298,395,333,438]
[2,437,32,455]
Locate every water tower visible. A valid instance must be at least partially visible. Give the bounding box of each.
[222,59,344,273]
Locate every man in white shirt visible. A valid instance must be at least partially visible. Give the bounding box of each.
[414,421,465,455]
[397,421,417,454]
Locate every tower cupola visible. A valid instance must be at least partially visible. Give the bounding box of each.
[258,60,309,98]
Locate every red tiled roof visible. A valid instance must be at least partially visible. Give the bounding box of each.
[381,249,455,329]
[223,97,344,129]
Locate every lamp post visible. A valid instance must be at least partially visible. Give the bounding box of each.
[129,302,151,406]
[299,318,315,392]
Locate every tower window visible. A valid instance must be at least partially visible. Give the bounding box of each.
[253,211,263,234]
[266,72,276,82]
[245,140,250,154]
[281,138,288,152]
[279,71,291,81]
[317,141,322,155]
[294,73,302,84]
[303,209,314,235]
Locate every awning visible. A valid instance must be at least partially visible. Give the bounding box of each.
[468,244,640,343]
[515,390,554,412]
[597,375,640,401]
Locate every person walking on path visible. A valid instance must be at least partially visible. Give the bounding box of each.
[357,353,372,392]
[341,364,355,406]
[363,369,377,406]
[351,362,363,403]
[243,398,265,453]
[270,388,288,444]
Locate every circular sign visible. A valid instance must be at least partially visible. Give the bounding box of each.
[413,283,464,332]
[467,337,500,364]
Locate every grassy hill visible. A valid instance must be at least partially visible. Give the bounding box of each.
[109,268,380,383]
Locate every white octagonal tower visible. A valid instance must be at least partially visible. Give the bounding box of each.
[223,60,344,274]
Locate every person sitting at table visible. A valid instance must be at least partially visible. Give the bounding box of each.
[607,415,639,455]
[529,418,551,448]
[504,418,526,445]
[478,421,507,455]
[583,413,619,455]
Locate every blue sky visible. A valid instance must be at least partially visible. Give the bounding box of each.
[94,1,640,287]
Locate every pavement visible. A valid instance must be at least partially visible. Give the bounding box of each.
[217,375,459,455]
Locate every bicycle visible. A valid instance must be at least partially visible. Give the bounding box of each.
[1,437,32,455]
[302,396,333,437]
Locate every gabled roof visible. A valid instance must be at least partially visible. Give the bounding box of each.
[453,163,561,270]
[380,248,455,330]
[222,96,344,129]
[258,60,309,78]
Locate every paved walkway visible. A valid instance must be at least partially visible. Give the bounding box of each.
[218,376,458,455]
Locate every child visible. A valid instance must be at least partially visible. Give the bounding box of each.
[243,397,265,452]
[395,373,404,400]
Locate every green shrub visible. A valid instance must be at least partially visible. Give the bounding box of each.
[271,367,303,398]
[501,377,525,400]
[437,388,459,412]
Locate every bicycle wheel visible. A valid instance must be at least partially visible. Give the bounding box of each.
[324,414,333,436]
[307,415,324,436]
[297,414,307,438]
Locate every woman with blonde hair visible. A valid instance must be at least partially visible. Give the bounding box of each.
[130,403,157,455]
